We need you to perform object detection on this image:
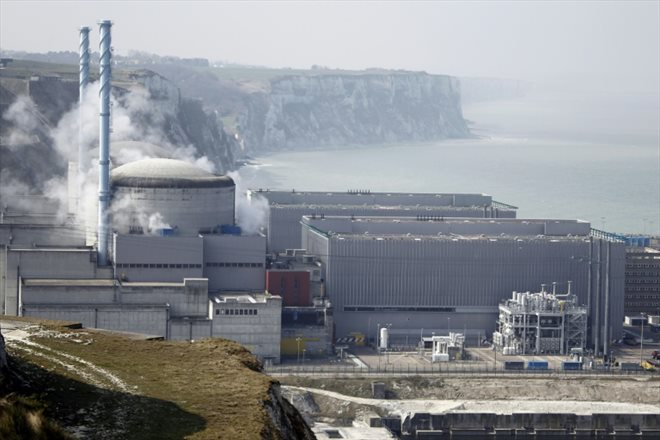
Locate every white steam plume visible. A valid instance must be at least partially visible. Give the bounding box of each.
[3,79,220,228]
[227,171,269,235]
[2,96,43,149]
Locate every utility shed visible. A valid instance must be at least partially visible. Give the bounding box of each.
[301,215,625,355]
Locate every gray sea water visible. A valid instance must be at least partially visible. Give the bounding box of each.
[238,89,660,235]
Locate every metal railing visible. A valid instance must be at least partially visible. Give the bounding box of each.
[265,363,653,377]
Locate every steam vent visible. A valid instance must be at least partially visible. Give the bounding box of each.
[110,158,235,235]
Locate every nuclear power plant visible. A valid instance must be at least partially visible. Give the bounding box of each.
[0,21,628,366]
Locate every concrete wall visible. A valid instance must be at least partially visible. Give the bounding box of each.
[121,278,210,318]
[170,319,212,340]
[203,234,266,291]
[113,234,204,282]
[21,283,118,305]
[2,248,107,316]
[0,224,87,247]
[20,278,211,337]
[112,185,234,236]
[22,304,168,337]
[211,296,281,363]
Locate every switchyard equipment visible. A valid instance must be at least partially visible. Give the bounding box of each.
[431,332,465,362]
[493,283,588,355]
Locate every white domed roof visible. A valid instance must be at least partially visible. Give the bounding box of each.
[111,158,234,188]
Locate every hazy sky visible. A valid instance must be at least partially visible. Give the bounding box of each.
[1,1,659,90]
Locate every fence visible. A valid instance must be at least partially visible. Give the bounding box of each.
[265,363,653,377]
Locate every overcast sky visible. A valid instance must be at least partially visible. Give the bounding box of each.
[1,1,659,90]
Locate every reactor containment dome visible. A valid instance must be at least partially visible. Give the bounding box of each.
[110,158,236,236]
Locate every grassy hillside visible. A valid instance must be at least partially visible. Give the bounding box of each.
[2,318,307,439]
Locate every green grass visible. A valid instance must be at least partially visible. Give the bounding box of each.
[2,319,289,439]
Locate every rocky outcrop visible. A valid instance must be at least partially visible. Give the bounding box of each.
[264,384,316,440]
[240,72,470,151]
[0,327,8,381]
[121,70,239,173]
[0,68,239,198]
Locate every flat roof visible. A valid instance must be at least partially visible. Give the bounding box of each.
[269,203,512,211]
[302,216,592,241]
[211,292,279,303]
[249,189,518,210]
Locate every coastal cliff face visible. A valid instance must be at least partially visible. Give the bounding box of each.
[241,72,470,151]
[0,68,239,197]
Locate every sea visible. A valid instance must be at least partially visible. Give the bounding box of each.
[237,88,660,235]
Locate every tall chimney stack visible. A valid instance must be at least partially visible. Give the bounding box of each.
[97,20,112,266]
[77,26,90,219]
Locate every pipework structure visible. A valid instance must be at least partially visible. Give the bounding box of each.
[493,283,588,355]
[97,20,112,266]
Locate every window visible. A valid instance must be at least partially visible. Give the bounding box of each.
[215,309,219,315]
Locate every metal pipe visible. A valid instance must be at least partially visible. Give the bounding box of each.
[604,240,610,357]
[97,20,112,266]
[78,26,90,183]
[594,240,601,355]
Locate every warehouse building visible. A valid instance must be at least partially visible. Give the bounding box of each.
[301,215,625,355]
[247,189,517,252]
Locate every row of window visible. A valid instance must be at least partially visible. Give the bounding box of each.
[206,262,263,268]
[626,287,660,292]
[215,308,258,316]
[626,264,660,269]
[625,272,660,276]
[116,263,202,269]
[626,279,660,284]
[626,302,660,308]
[626,294,660,299]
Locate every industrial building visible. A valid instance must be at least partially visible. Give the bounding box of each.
[247,189,517,253]
[624,246,660,315]
[301,215,625,355]
[0,22,282,363]
[266,250,334,358]
[0,21,632,366]
[493,284,588,355]
[211,292,282,365]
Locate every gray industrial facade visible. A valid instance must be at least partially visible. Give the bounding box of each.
[301,216,625,354]
[0,157,280,362]
[248,189,517,252]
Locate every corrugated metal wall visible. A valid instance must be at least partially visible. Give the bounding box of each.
[304,225,623,351]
